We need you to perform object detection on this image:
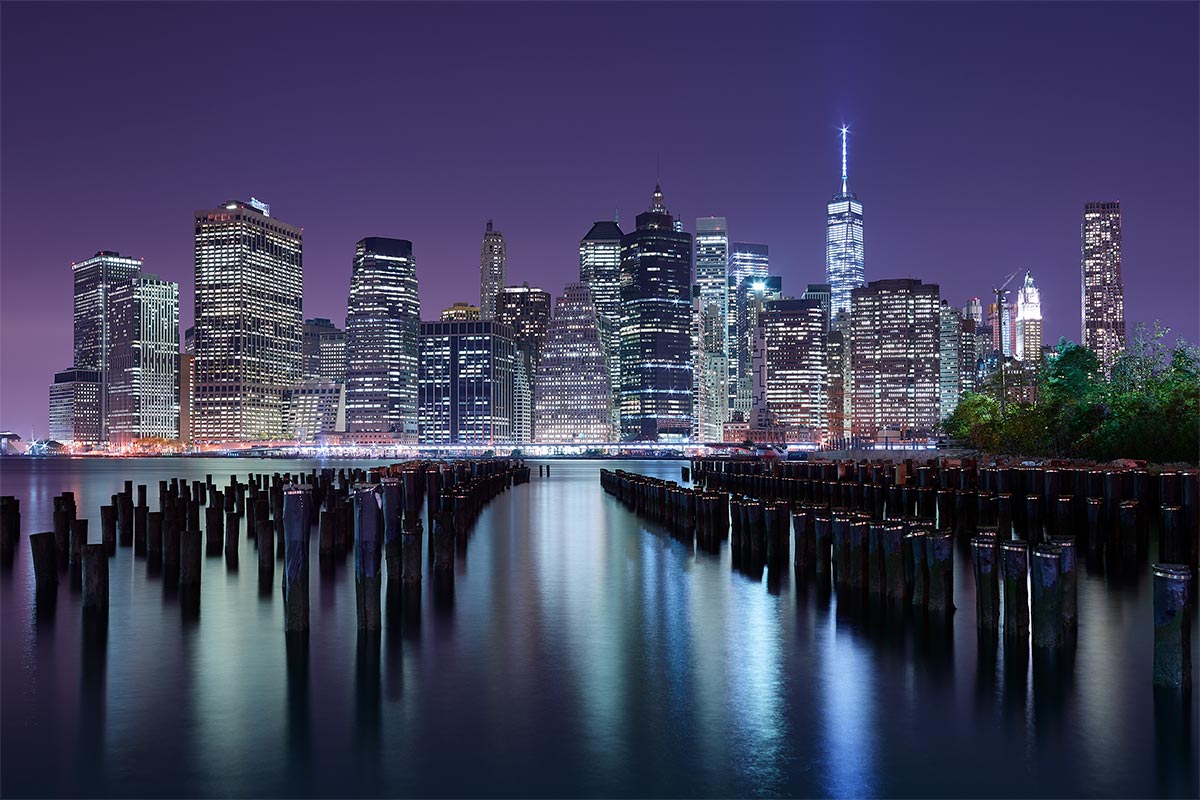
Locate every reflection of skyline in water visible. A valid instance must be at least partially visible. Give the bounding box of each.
[0,457,1196,798]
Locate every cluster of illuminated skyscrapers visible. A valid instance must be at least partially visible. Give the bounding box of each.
[47,134,1129,450]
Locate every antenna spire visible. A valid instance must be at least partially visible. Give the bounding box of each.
[840,125,849,194]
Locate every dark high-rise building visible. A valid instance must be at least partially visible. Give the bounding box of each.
[303,317,346,383]
[193,199,303,443]
[344,237,420,443]
[418,320,516,445]
[108,275,180,446]
[826,127,865,318]
[850,279,941,441]
[579,220,624,431]
[71,250,143,441]
[534,282,612,442]
[479,220,506,320]
[1082,201,1126,370]
[495,284,552,444]
[179,353,194,447]
[619,183,693,440]
[48,368,102,448]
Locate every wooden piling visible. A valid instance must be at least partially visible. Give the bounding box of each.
[1000,541,1030,638]
[282,485,311,632]
[81,543,108,614]
[354,484,383,631]
[1152,564,1192,689]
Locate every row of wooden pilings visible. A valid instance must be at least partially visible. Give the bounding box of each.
[4,458,531,634]
[602,457,1196,690]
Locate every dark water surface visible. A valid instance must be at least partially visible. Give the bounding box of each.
[1,457,1196,798]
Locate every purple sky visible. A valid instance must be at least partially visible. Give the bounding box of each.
[2,2,1197,436]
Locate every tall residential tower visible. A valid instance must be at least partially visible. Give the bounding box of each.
[479,220,506,320]
[1081,201,1126,370]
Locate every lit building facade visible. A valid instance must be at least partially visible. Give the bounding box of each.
[479,219,506,320]
[534,282,612,442]
[441,302,481,321]
[48,368,102,447]
[619,183,693,440]
[694,294,728,442]
[726,242,769,414]
[495,284,551,444]
[579,220,624,431]
[733,274,781,416]
[179,353,194,446]
[939,301,965,419]
[1081,201,1126,371]
[694,217,729,332]
[285,381,345,442]
[303,317,346,383]
[762,298,827,439]
[72,250,143,441]
[344,237,420,442]
[108,275,180,446]
[1015,270,1043,364]
[850,279,941,440]
[418,320,516,445]
[826,127,865,317]
[193,199,303,443]
[802,283,833,330]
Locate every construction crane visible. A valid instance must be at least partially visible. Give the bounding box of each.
[992,270,1022,414]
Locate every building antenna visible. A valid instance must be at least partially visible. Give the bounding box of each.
[840,125,849,194]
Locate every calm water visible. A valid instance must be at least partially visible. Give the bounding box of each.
[1,457,1196,798]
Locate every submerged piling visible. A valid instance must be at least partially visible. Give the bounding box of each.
[1152,564,1192,689]
[1000,540,1030,638]
[1031,544,1063,648]
[282,485,311,632]
[971,534,1000,629]
[354,484,383,631]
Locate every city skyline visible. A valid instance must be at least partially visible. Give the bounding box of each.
[1,2,1197,434]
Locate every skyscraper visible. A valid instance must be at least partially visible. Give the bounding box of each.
[418,320,516,445]
[762,298,827,439]
[802,283,833,330]
[733,274,781,416]
[534,282,612,442]
[1015,271,1043,364]
[826,126,865,318]
[619,183,693,440]
[939,301,964,419]
[1082,202,1126,370]
[694,292,728,442]
[71,250,143,441]
[964,297,984,326]
[850,279,941,441]
[107,275,180,447]
[694,217,729,327]
[179,352,194,447]
[193,199,303,444]
[285,381,345,442]
[48,368,102,448]
[441,302,481,322]
[303,317,346,383]
[344,237,420,443]
[579,220,624,431]
[479,219,506,320]
[495,284,552,444]
[727,242,769,413]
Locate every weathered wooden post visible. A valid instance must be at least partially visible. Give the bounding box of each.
[116,493,133,548]
[1159,506,1185,564]
[1031,544,1063,648]
[1000,540,1030,638]
[81,542,108,615]
[147,511,163,568]
[69,518,87,587]
[926,531,954,615]
[0,496,19,556]
[880,522,907,606]
[971,534,1000,629]
[225,511,239,567]
[1050,535,1077,629]
[354,484,383,631]
[282,484,311,632]
[180,528,202,589]
[907,529,928,610]
[813,513,833,576]
[100,504,116,555]
[30,531,58,591]
[1152,564,1192,689]
[792,507,814,573]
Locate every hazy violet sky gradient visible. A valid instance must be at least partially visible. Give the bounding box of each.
[1,2,1197,435]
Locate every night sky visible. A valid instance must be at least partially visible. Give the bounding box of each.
[1,2,1196,436]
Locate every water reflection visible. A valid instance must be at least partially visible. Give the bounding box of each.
[0,457,1195,798]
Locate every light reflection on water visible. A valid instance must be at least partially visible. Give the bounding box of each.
[0,456,1196,798]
